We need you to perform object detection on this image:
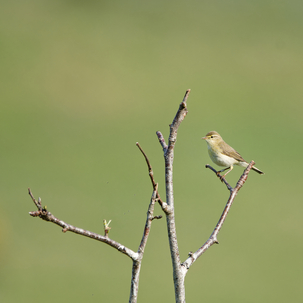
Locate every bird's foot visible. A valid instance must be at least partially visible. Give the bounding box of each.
[216,171,224,183]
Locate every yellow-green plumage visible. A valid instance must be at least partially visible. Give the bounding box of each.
[202,131,264,176]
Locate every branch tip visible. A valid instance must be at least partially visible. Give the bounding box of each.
[183,89,191,100]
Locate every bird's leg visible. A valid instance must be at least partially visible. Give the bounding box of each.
[216,167,229,182]
[219,167,229,174]
[222,165,233,178]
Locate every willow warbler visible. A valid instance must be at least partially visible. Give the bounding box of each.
[202,131,264,177]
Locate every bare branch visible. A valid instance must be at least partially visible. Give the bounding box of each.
[136,142,170,214]
[129,186,160,303]
[168,89,190,148]
[156,89,190,157]
[28,188,138,261]
[181,161,255,273]
[137,185,159,254]
[27,87,258,303]
[157,89,190,303]
[156,131,168,153]
[29,184,162,303]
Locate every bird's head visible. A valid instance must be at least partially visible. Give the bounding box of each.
[202,131,223,147]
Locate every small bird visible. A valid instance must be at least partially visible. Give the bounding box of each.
[202,131,264,177]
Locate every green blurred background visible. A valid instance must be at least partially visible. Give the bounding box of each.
[1,0,302,302]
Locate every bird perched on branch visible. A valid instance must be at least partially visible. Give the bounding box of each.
[202,131,264,178]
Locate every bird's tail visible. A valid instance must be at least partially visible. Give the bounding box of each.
[252,166,264,175]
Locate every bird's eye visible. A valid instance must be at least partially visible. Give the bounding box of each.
[210,136,213,138]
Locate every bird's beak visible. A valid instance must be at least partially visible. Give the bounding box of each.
[201,136,206,140]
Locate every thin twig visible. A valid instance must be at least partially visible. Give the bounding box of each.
[129,186,160,303]
[28,188,138,261]
[136,142,168,212]
[156,131,168,153]
[168,90,190,148]
[181,161,255,273]
[29,183,162,303]
[137,185,159,254]
[205,164,233,191]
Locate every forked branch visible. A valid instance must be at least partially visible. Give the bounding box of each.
[156,89,191,303]
[181,161,255,273]
[28,88,257,303]
[136,142,170,214]
[28,185,161,303]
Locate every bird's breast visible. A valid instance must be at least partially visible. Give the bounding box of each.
[208,148,237,167]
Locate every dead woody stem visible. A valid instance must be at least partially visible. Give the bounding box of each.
[181,161,255,273]
[28,89,256,303]
[156,89,190,303]
[28,184,161,303]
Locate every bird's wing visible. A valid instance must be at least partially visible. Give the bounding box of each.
[219,141,246,162]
